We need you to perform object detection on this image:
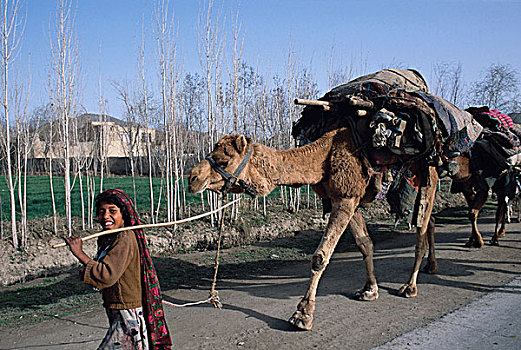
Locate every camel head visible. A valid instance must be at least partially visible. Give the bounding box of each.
[188,134,256,196]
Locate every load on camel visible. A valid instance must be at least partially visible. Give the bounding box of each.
[449,107,521,247]
[188,69,483,330]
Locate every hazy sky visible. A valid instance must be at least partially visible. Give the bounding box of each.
[19,0,521,116]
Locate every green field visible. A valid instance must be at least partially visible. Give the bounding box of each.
[0,175,294,221]
[0,175,203,221]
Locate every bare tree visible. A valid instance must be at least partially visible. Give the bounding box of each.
[138,20,156,223]
[432,61,464,105]
[96,41,108,193]
[49,0,81,235]
[0,0,24,248]
[70,112,93,231]
[469,63,520,112]
[198,0,226,224]
[198,0,224,150]
[327,43,357,89]
[113,80,140,208]
[13,71,35,247]
[228,5,243,134]
[155,0,182,222]
[43,103,59,234]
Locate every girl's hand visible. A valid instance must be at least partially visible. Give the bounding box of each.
[64,235,91,265]
[64,235,83,255]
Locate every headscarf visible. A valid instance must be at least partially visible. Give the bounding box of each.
[100,189,172,349]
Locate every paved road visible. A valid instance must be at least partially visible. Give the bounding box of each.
[375,276,521,349]
[0,214,520,349]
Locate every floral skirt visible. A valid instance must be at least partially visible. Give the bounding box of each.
[98,307,149,350]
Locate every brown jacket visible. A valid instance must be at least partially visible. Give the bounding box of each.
[83,230,142,309]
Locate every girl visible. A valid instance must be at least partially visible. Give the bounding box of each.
[65,189,172,350]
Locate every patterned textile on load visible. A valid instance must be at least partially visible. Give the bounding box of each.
[467,106,514,131]
[323,68,429,101]
[292,70,482,159]
[410,92,483,153]
[466,106,521,173]
[291,69,485,228]
[292,69,429,145]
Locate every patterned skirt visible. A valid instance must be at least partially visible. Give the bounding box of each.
[98,307,149,350]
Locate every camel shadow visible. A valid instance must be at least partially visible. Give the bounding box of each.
[155,219,519,330]
[2,214,519,332]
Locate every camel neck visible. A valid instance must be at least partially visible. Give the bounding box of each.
[248,136,331,194]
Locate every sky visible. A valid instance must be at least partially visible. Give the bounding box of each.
[17,0,521,117]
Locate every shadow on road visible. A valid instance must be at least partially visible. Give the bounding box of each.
[2,208,520,333]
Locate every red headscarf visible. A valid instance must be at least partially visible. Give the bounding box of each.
[102,189,172,349]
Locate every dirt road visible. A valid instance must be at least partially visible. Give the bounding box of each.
[1,214,520,350]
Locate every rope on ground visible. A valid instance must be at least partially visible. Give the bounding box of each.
[162,297,213,308]
[164,195,228,309]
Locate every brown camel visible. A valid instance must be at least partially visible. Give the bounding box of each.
[450,154,518,247]
[188,127,439,330]
[450,110,521,247]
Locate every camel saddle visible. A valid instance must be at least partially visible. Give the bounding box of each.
[292,69,484,227]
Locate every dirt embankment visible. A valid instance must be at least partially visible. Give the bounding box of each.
[1,188,465,286]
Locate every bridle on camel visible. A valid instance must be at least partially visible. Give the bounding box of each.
[205,146,257,198]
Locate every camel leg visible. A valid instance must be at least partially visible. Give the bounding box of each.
[288,197,358,331]
[463,188,487,248]
[422,215,437,274]
[491,194,507,246]
[350,210,378,301]
[398,167,437,298]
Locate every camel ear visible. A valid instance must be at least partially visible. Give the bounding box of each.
[235,135,248,153]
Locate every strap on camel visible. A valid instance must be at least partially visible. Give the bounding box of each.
[205,146,257,197]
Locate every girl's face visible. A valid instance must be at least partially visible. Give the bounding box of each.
[97,201,125,230]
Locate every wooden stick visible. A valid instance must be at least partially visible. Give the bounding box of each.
[294,98,331,111]
[52,198,241,248]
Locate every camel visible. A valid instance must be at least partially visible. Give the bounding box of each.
[188,127,439,330]
[188,69,485,330]
[449,109,521,247]
[450,154,520,247]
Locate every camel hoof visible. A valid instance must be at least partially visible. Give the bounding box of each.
[288,299,315,331]
[422,261,438,274]
[489,239,500,246]
[464,239,483,248]
[474,239,484,248]
[354,287,379,301]
[288,310,313,331]
[398,284,417,298]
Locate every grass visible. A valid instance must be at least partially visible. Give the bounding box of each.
[0,175,293,221]
[0,175,204,221]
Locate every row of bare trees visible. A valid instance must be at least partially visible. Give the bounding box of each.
[0,0,519,249]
